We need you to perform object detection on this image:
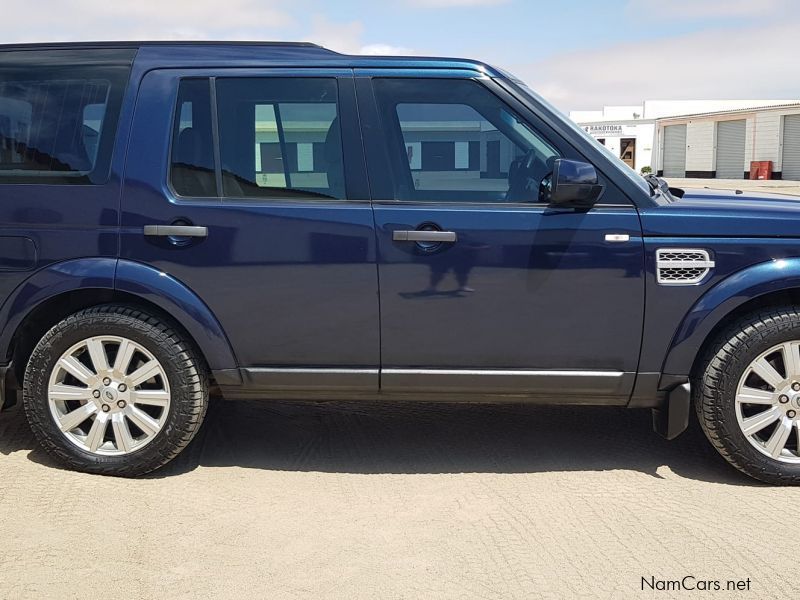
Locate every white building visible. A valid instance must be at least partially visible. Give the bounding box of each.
[653,103,800,180]
[570,100,800,179]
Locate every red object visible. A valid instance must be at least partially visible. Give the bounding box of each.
[749,161,773,180]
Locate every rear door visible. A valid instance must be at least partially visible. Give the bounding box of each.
[121,69,379,390]
[356,72,644,400]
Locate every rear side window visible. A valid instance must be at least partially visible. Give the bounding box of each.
[215,78,344,200]
[0,49,134,185]
[170,79,217,197]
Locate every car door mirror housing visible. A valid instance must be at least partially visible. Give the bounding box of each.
[549,159,604,207]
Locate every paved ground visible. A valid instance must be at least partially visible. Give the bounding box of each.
[667,177,800,197]
[1,399,799,599]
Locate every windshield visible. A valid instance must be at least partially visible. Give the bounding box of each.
[499,76,652,196]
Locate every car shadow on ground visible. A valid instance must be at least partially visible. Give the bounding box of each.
[0,398,759,485]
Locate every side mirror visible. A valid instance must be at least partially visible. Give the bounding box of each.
[549,159,604,207]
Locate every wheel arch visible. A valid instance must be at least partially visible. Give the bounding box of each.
[0,258,239,389]
[662,258,800,380]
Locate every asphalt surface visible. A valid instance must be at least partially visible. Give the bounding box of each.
[0,398,797,598]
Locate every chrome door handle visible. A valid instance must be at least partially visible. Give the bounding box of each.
[143,225,208,238]
[393,230,457,243]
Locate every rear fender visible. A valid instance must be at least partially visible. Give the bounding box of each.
[0,258,239,380]
[115,259,239,374]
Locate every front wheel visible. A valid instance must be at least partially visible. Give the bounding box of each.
[695,306,800,484]
[23,305,208,476]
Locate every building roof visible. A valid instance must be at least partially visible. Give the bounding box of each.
[656,102,800,122]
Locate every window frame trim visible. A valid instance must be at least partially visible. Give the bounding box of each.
[355,70,635,208]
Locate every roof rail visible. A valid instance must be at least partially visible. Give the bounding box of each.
[0,40,330,50]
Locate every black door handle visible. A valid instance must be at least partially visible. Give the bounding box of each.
[393,230,457,243]
[143,225,208,238]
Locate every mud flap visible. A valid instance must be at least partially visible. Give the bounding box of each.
[652,382,690,440]
[0,364,17,411]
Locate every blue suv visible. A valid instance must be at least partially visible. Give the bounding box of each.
[2,42,800,483]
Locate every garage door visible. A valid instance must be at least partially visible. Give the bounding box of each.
[783,114,800,180]
[662,124,686,177]
[716,119,746,179]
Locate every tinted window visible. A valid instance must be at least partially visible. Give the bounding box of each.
[215,78,344,200]
[0,49,133,185]
[373,78,559,203]
[169,79,217,197]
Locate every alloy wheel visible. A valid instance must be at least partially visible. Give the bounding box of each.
[736,341,800,463]
[47,335,171,455]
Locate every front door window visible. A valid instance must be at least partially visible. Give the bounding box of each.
[371,78,559,204]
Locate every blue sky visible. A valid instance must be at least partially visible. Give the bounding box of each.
[3,0,798,111]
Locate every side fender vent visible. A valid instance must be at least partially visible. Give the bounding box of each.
[656,248,715,285]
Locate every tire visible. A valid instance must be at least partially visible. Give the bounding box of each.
[695,306,800,484]
[23,305,208,476]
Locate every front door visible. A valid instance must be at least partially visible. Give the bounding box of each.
[121,69,379,389]
[356,74,644,400]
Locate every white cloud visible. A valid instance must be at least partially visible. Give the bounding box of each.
[304,14,366,54]
[304,14,415,55]
[359,44,415,56]
[626,0,791,19]
[0,3,414,56]
[0,0,295,42]
[510,19,800,112]
[408,0,510,7]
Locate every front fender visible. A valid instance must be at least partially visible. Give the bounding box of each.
[0,258,239,379]
[662,258,800,376]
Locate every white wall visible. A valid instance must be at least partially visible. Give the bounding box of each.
[569,106,642,122]
[634,123,655,172]
[753,112,782,167]
[604,137,620,159]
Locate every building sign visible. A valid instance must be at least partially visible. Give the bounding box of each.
[584,124,639,138]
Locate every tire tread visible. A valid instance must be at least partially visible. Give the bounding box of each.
[694,305,800,485]
[23,304,208,477]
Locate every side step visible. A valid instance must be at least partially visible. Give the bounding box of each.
[652,382,691,440]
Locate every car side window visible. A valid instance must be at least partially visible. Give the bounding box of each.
[372,78,559,203]
[169,79,218,198]
[215,77,345,200]
[0,49,133,185]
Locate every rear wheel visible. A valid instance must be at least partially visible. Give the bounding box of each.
[23,305,208,476]
[695,307,800,484]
